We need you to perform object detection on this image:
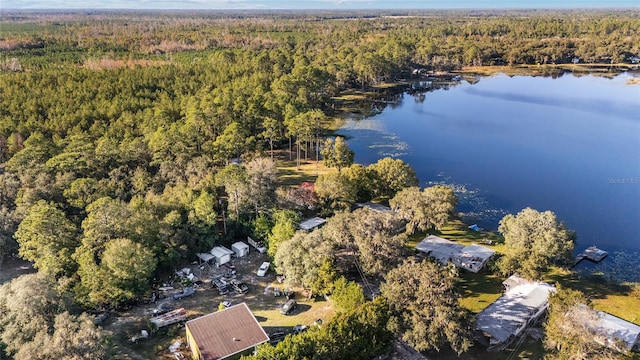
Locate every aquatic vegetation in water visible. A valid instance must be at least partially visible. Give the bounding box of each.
[427,173,508,230]
[576,251,640,283]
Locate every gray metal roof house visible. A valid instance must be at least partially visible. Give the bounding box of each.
[415,235,495,273]
[476,276,555,350]
[592,308,640,352]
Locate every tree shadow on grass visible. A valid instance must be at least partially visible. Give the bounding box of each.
[545,270,632,300]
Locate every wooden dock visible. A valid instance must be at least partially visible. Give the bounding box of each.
[573,246,608,267]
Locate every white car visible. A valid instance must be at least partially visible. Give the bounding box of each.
[257,262,270,277]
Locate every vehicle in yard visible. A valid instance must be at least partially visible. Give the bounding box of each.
[247,236,267,254]
[222,262,237,275]
[280,299,297,315]
[172,287,195,300]
[150,308,187,328]
[211,276,227,289]
[217,284,230,296]
[257,262,270,277]
[93,312,110,325]
[293,324,308,333]
[230,279,249,294]
[274,286,281,297]
[221,300,232,308]
[150,302,173,316]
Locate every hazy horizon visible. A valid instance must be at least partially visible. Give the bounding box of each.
[4,0,639,10]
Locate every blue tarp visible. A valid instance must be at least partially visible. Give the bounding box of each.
[469,224,482,232]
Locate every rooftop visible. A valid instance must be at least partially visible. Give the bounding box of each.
[356,202,393,213]
[594,309,640,350]
[476,281,555,344]
[299,217,327,231]
[186,303,269,360]
[415,235,464,264]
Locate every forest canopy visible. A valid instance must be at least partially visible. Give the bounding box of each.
[0,9,637,307]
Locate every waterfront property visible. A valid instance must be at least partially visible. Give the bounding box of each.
[186,303,269,360]
[415,235,495,273]
[476,276,555,350]
[587,306,640,353]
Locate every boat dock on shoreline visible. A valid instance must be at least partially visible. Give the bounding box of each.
[573,246,608,267]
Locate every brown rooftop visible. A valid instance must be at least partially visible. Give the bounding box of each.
[186,303,269,360]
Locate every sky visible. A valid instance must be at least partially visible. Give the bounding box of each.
[3,0,639,10]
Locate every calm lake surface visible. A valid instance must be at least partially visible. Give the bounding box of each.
[339,73,640,282]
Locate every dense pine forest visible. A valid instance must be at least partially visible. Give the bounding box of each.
[1,9,639,359]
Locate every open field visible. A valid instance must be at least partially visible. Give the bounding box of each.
[275,156,336,186]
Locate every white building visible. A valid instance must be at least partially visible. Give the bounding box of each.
[591,307,640,352]
[299,217,327,231]
[210,246,234,266]
[415,235,495,273]
[476,276,555,350]
[231,241,250,258]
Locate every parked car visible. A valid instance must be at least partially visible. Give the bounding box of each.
[93,312,110,325]
[217,285,230,296]
[172,287,195,300]
[221,300,232,308]
[257,262,270,277]
[280,299,297,315]
[293,324,308,333]
[230,279,248,294]
[211,276,227,289]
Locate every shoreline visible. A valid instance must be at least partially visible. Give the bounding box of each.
[457,63,639,77]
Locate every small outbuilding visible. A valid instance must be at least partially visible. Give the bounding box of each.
[186,303,269,360]
[299,217,327,231]
[210,246,234,266]
[196,252,215,265]
[231,242,250,258]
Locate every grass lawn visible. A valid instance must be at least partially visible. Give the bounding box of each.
[275,157,336,187]
[457,271,503,313]
[543,267,640,325]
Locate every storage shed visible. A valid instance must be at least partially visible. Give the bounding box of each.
[231,242,250,258]
[210,246,233,266]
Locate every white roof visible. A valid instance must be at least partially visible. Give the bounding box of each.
[460,244,496,261]
[197,253,215,262]
[356,202,393,213]
[415,235,464,264]
[595,310,640,350]
[211,246,232,258]
[299,217,327,231]
[476,281,555,344]
[232,241,249,249]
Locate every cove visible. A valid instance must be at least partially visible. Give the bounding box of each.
[338,73,640,282]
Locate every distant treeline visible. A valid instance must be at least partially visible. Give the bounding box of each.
[2,10,639,71]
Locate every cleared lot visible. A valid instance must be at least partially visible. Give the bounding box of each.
[105,248,335,359]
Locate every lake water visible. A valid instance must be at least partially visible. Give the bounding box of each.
[339,73,640,282]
